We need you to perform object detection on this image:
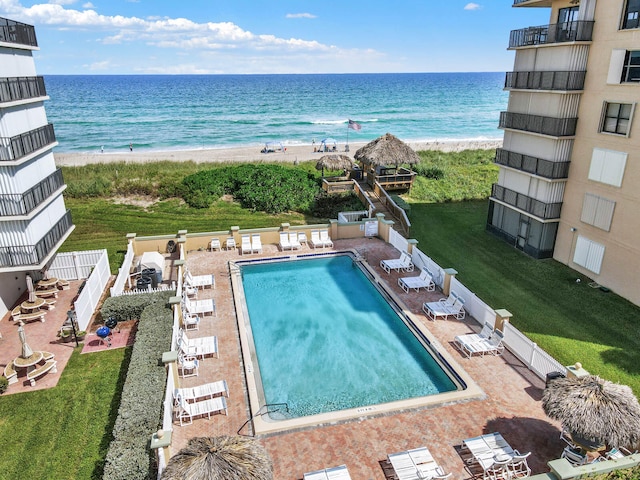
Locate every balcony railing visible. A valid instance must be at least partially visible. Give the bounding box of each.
[0,123,56,162]
[495,149,570,179]
[509,21,594,48]
[505,71,586,91]
[499,112,577,137]
[0,76,47,104]
[0,169,65,216]
[491,184,562,219]
[0,17,37,47]
[0,210,73,268]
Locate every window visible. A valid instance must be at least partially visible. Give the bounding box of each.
[622,0,640,29]
[600,102,634,136]
[581,194,616,231]
[622,51,640,82]
[573,236,605,274]
[588,148,627,187]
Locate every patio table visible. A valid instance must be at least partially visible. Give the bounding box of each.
[37,278,58,289]
[20,298,45,312]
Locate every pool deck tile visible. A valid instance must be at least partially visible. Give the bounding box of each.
[173,238,566,479]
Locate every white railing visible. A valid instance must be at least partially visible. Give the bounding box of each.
[450,277,497,328]
[114,285,174,297]
[353,181,375,218]
[48,249,106,280]
[388,227,409,254]
[503,323,567,378]
[110,242,135,297]
[72,249,111,331]
[338,211,368,223]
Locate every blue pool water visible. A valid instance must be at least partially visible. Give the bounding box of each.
[240,255,458,419]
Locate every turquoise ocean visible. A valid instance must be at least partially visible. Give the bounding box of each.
[44,73,507,154]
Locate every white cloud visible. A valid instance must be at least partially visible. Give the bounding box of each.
[82,2,95,8]
[84,60,111,70]
[285,13,316,19]
[49,0,77,5]
[464,3,481,10]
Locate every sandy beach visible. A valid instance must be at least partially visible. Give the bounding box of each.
[54,139,502,167]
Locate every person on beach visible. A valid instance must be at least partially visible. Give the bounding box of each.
[101,145,104,153]
[129,143,133,152]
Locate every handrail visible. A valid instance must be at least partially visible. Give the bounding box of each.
[0,17,37,47]
[0,76,47,104]
[491,184,562,219]
[499,112,577,137]
[375,181,411,235]
[353,180,376,218]
[509,21,594,48]
[495,148,570,179]
[237,402,289,437]
[505,70,586,91]
[0,168,64,216]
[0,123,56,161]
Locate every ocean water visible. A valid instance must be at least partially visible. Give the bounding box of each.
[43,73,507,154]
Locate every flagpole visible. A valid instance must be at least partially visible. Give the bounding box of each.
[346,120,349,152]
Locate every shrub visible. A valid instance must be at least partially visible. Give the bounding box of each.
[0,376,8,394]
[414,165,445,180]
[100,291,171,323]
[391,194,411,215]
[312,191,363,219]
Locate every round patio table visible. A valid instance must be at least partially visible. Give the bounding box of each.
[13,351,44,373]
[20,298,45,312]
[37,278,58,289]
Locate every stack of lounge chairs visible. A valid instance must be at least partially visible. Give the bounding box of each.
[453,322,505,358]
[398,268,436,293]
[422,291,465,321]
[380,252,414,274]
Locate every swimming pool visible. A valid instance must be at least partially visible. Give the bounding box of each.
[232,251,481,433]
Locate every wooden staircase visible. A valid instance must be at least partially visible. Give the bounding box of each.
[357,181,410,237]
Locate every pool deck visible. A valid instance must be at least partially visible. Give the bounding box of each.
[174,237,566,479]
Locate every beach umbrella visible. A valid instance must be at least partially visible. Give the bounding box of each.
[354,132,420,167]
[316,154,354,177]
[26,274,36,303]
[542,375,640,448]
[17,322,34,359]
[161,435,273,480]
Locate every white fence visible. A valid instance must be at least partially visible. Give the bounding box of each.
[388,228,409,254]
[110,242,135,297]
[411,248,446,290]
[48,250,106,280]
[450,277,497,328]
[72,249,111,331]
[503,323,567,378]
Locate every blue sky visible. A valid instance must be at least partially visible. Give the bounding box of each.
[0,0,549,74]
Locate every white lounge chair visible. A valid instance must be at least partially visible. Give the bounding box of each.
[304,464,352,480]
[184,270,215,289]
[398,268,435,293]
[455,330,504,358]
[279,232,291,251]
[380,252,414,274]
[387,447,451,480]
[224,237,236,251]
[182,312,200,331]
[289,232,301,249]
[210,238,221,251]
[174,392,227,426]
[298,232,308,247]
[320,230,333,248]
[454,321,493,346]
[422,296,465,321]
[174,380,229,404]
[438,290,458,308]
[241,234,252,254]
[251,234,263,253]
[179,329,219,359]
[310,230,324,249]
[178,353,199,377]
[183,295,216,316]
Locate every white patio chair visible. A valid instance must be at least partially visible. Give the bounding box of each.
[289,232,301,249]
[183,312,200,331]
[398,268,436,293]
[380,252,414,274]
[251,234,263,253]
[210,238,221,251]
[309,230,324,248]
[224,237,236,251]
[320,230,333,248]
[182,295,216,316]
[184,270,215,289]
[279,232,291,251]
[561,446,588,466]
[174,379,229,404]
[241,234,252,254]
[178,353,199,378]
[174,392,227,426]
[508,451,531,478]
[179,329,219,359]
[454,321,494,346]
[298,232,308,247]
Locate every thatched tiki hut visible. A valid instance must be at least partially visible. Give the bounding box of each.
[161,435,273,480]
[354,133,419,191]
[316,154,357,193]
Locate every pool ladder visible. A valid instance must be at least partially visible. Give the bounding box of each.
[237,402,289,437]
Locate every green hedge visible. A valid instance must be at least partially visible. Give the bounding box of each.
[101,291,175,480]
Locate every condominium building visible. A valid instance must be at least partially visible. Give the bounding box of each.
[487,0,640,306]
[0,17,74,316]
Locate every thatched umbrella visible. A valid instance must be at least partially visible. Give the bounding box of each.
[542,375,640,448]
[161,435,273,480]
[354,132,420,168]
[316,154,354,177]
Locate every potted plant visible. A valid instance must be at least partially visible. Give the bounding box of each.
[59,329,73,343]
[76,330,87,342]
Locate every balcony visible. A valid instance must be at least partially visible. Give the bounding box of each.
[0,210,73,268]
[0,17,37,47]
[499,112,577,137]
[505,71,586,91]
[509,21,594,48]
[495,149,570,179]
[491,184,562,219]
[0,169,65,217]
[0,76,47,104]
[0,123,56,162]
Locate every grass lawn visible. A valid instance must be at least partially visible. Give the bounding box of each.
[0,347,129,480]
[409,201,640,395]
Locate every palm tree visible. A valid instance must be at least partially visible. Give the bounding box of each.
[161,435,273,480]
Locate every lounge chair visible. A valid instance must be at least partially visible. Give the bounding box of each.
[241,234,252,254]
[178,353,199,377]
[298,232,308,247]
[210,238,221,251]
[184,270,215,289]
[398,268,436,293]
[454,321,493,346]
[174,392,227,426]
[183,295,216,316]
[387,447,451,480]
[279,232,291,251]
[289,232,301,249]
[454,330,504,358]
[422,296,465,321]
[178,329,219,359]
[561,446,588,466]
[251,234,263,253]
[309,230,324,249]
[224,237,236,251]
[380,252,414,274]
[303,464,352,480]
[438,290,458,308]
[320,230,333,248]
[174,380,229,404]
[182,312,200,331]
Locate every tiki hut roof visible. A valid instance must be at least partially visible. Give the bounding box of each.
[315,154,354,172]
[161,436,273,480]
[354,133,420,167]
[542,375,640,448]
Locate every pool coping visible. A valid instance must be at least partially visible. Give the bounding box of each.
[229,249,485,436]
